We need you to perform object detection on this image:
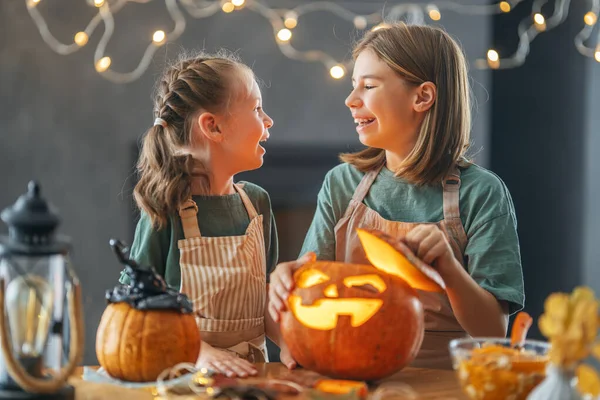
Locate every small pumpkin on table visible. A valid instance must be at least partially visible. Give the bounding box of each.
[95,239,201,383]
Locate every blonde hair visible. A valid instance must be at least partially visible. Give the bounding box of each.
[134,52,253,229]
[340,23,472,185]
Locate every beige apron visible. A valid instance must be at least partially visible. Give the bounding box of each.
[177,183,267,363]
[334,165,469,370]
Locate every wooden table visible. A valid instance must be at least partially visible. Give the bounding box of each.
[70,363,466,399]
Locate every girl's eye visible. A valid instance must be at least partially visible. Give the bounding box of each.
[365,85,375,90]
[255,106,262,112]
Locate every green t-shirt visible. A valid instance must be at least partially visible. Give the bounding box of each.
[300,163,525,315]
[120,182,278,289]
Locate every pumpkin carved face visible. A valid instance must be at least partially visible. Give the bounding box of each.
[280,229,445,381]
[289,269,387,330]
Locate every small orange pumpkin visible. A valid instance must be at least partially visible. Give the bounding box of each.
[96,302,200,382]
[95,239,201,382]
[280,229,445,381]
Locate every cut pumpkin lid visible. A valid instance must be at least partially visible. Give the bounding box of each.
[356,228,446,293]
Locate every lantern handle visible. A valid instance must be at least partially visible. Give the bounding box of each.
[0,277,84,394]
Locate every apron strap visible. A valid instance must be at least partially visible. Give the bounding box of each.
[178,199,201,239]
[442,166,461,219]
[177,185,258,240]
[342,164,384,220]
[234,183,259,220]
[441,166,468,254]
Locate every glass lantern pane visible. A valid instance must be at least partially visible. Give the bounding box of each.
[0,254,65,358]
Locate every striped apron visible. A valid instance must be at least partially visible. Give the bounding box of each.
[177,183,267,362]
[334,165,469,370]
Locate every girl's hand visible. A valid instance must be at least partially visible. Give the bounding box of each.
[404,225,459,279]
[196,342,257,378]
[279,342,298,370]
[268,252,316,323]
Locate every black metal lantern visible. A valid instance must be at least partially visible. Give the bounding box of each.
[0,182,84,399]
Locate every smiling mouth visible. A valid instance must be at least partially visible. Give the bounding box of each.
[354,118,376,127]
[288,295,383,330]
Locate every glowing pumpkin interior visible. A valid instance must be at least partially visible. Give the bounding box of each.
[288,269,387,330]
[356,228,445,292]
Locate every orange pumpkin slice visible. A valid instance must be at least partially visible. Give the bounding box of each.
[356,228,445,292]
[315,379,368,397]
[510,311,533,348]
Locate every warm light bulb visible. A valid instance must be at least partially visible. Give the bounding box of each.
[74,32,89,47]
[499,1,511,12]
[427,6,441,21]
[277,28,292,42]
[94,0,105,7]
[27,0,41,7]
[153,30,166,44]
[284,12,298,29]
[584,11,597,26]
[284,15,298,29]
[231,0,245,6]
[96,56,112,73]
[353,16,368,30]
[486,49,500,69]
[534,13,545,25]
[221,2,235,13]
[330,65,345,79]
[6,275,53,357]
[487,49,499,62]
[595,50,600,63]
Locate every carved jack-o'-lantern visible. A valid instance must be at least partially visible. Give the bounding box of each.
[280,229,445,381]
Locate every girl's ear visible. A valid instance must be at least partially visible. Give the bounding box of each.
[413,82,437,113]
[197,112,223,143]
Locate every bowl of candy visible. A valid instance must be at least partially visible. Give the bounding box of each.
[449,312,550,400]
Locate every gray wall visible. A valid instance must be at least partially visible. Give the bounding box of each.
[0,1,490,364]
[584,59,600,293]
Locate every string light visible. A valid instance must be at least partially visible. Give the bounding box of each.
[584,11,597,25]
[353,16,368,30]
[533,12,546,31]
[330,65,345,79]
[499,1,511,12]
[533,12,545,24]
[95,56,111,73]
[25,0,600,83]
[427,5,441,21]
[276,28,292,42]
[221,2,235,13]
[284,11,298,29]
[74,32,89,47]
[152,30,166,44]
[486,49,500,69]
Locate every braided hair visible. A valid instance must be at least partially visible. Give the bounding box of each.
[134,52,253,229]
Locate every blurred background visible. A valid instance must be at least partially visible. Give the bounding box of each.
[0,0,598,365]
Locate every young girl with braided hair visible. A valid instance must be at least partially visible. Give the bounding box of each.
[121,52,292,377]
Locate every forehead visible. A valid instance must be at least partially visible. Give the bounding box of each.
[231,67,260,101]
[352,49,394,80]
